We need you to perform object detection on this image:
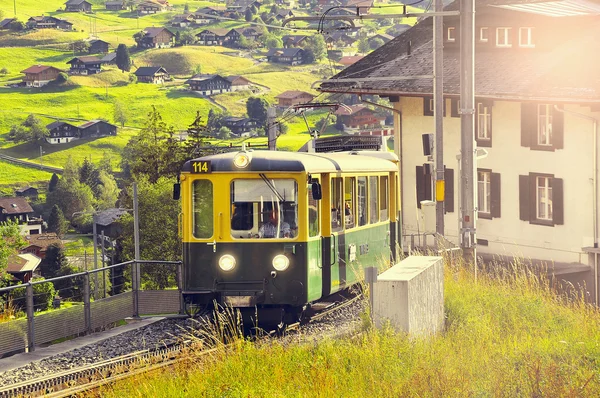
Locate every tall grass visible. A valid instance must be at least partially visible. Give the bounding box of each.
[102,257,600,396]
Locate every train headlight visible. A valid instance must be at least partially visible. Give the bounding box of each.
[233,152,251,168]
[218,255,236,272]
[272,254,290,271]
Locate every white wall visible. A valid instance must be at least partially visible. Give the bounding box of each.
[396,97,600,265]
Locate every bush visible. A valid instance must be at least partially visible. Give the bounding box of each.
[0,67,8,75]
[10,278,56,312]
[129,74,137,84]
[55,72,69,84]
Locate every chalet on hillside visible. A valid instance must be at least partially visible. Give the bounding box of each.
[240,27,262,41]
[346,0,373,15]
[193,7,220,24]
[138,1,167,14]
[27,16,73,30]
[282,35,308,48]
[15,186,38,199]
[95,208,127,239]
[134,66,170,83]
[0,197,42,235]
[7,254,41,283]
[65,0,92,12]
[89,39,110,54]
[275,90,315,108]
[138,27,174,48]
[0,18,16,29]
[186,74,231,95]
[46,121,79,144]
[274,10,294,21]
[226,75,253,91]
[79,120,117,138]
[171,14,195,27]
[339,55,364,67]
[101,52,117,64]
[368,33,394,47]
[266,48,304,65]
[196,28,229,45]
[105,1,126,10]
[222,117,258,137]
[20,233,62,260]
[20,65,63,87]
[334,104,389,135]
[67,56,102,75]
[325,32,356,48]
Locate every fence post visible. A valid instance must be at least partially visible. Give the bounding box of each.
[26,283,35,353]
[83,272,92,334]
[133,261,140,318]
[177,261,184,315]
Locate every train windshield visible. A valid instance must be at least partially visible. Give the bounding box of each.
[230,178,298,239]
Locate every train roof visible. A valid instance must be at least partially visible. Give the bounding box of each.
[182,150,398,174]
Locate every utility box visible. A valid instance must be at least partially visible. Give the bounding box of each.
[419,200,436,234]
[373,256,444,337]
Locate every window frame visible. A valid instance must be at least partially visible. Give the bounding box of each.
[477,169,491,218]
[447,26,456,42]
[536,175,553,222]
[519,172,563,226]
[479,27,488,42]
[519,27,534,48]
[537,104,553,147]
[477,102,491,141]
[496,27,512,47]
[192,179,214,239]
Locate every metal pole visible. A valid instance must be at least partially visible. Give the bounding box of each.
[433,0,445,246]
[83,273,91,334]
[267,106,277,151]
[101,229,106,298]
[92,213,98,299]
[26,283,35,352]
[133,182,141,317]
[39,146,43,168]
[459,0,476,267]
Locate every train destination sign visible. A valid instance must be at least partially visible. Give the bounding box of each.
[191,160,211,173]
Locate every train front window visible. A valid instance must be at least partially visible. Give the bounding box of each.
[230,178,298,239]
[192,179,213,239]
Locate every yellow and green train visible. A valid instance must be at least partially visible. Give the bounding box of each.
[175,149,399,324]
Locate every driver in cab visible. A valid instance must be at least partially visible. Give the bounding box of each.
[259,210,291,238]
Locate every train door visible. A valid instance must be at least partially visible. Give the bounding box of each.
[330,176,346,292]
[306,178,322,302]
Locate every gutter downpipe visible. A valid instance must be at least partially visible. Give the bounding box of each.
[554,105,599,305]
[360,96,404,251]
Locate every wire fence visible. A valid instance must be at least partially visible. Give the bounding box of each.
[0,260,182,358]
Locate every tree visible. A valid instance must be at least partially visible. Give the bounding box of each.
[0,221,26,277]
[10,278,56,312]
[48,205,68,238]
[302,48,315,64]
[370,38,385,50]
[278,121,289,135]
[48,173,60,192]
[264,35,283,49]
[358,38,370,54]
[305,35,327,61]
[46,177,94,221]
[40,244,68,278]
[193,64,202,75]
[245,8,254,22]
[179,29,196,46]
[96,170,119,210]
[9,20,24,32]
[217,126,232,139]
[184,3,190,12]
[246,97,269,130]
[115,44,132,72]
[185,111,208,156]
[79,157,100,189]
[133,31,145,48]
[10,115,49,144]
[114,100,127,127]
[0,67,8,75]
[99,152,113,174]
[73,40,90,54]
[55,72,68,84]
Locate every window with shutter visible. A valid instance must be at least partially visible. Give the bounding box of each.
[522,103,564,151]
[477,169,500,219]
[423,97,434,116]
[519,172,563,226]
[475,101,492,147]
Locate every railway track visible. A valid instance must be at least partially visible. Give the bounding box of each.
[0,293,362,397]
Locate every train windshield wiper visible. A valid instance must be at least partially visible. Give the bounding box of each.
[259,173,285,202]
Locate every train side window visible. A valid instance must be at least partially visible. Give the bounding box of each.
[192,179,213,239]
[357,177,367,227]
[380,176,389,221]
[345,177,355,229]
[369,176,379,223]
[308,183,320,237]
[331,177,343,232]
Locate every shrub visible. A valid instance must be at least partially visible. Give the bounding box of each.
[10,278,56,312]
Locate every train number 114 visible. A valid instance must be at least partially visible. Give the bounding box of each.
[191,161,211,173]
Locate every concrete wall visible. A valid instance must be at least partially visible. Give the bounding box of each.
[373,256,444,336]
[395,97,600,265]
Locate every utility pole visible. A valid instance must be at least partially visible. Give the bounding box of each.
[101,229,106,298]
[39,146,44,168]
[14,0,16,17]
[459,0,476,266]
[433,0,445,244]
[92,213,99,299]
[133,182,141,317]
[267,106,277,151]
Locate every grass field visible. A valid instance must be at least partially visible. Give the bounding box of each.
[0,159,52,187]
[102,259,600,397]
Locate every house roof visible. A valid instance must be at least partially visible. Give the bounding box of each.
[276,90,315,99]
[0,197,34,214]
[15,186,37,193]
[7,253,41,274]
[320,1,600,103]
[23,233,62,251]
[266,47,303,57]
[282,35,307,43]
[186,74,228,84]
[67,56,102,64]
[20,65,62,74]
[144,27,173,37]
[226,75,252,85]
[46,120,77,130]
[101,52,117,62]
[134,66,169,76]
[89,39,109,45]
[105,1,125,5]
[78,119,117,129]
[334,104,381,116]
[197,28,230,36]
[66,0,90,5]
[339,55,364,66]
[95,208,127,226]
[370,33,394,41]
[223,116,256,125]
[0,18,15,28]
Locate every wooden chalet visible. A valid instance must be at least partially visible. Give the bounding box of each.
[138,0,167,14]
[15,186,39,199]
[7,254,41,283]
[105,1,126,10]
[196,28,229,45]
[0,197,42,235]
[0,18,16,29]
[134,66,170,83]
[282,35,308,48]
[186,74,232,95]
[78,120,117,138]
[171,13,195,27]
[368,33,394,47]
[67,56,102,75]
[334,104,389,135]
[325,32,356,48]
[240,27,262,42]
[27,16,73,30]
[46,121,79,144]
[274,10,294,21]
[20,233,62,260]
[275,90,315,108]
[101,52,117,64]
[89,39,110,54]
[266,47,305,65]
[138,27,174,48]
[226,75,253,91]
[95,208,127,239]
[222,116,258,137]
[65,0,92,12]
[20,65,63,87]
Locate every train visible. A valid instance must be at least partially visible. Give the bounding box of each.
[174,146,400,327]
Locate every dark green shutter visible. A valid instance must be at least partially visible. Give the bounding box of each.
[491,172,501,218]
[521,103,536,147]
[519,175,530,221]
[444,167,454,213]
[416,165,425,209]
[553,178,564,225]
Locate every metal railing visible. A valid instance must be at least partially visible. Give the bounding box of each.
[0,260,182,358]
